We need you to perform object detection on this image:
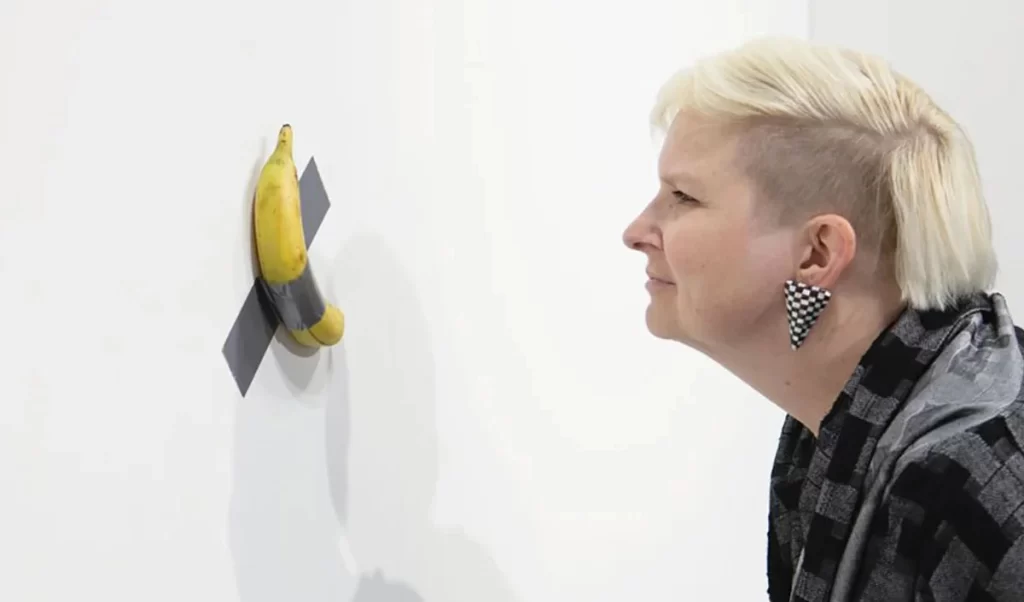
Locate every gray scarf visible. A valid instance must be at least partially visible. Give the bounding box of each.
[768,292,1024,601]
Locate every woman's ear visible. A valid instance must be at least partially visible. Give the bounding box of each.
[793,214,857,288]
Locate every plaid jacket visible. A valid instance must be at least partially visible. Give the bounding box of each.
[768,292,1024,602]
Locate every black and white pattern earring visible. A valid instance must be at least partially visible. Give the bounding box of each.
[784,279,832,350]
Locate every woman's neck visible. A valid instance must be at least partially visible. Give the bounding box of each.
[714,289,906,436]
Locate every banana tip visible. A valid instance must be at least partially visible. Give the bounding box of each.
[276,124,294,150]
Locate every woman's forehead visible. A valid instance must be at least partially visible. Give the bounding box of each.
[659,114,743,189]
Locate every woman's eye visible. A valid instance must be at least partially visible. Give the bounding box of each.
[672,190,699,205]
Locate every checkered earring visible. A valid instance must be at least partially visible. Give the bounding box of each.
[784,279,832,350]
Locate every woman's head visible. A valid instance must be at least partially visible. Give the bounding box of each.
[623,37,997,354]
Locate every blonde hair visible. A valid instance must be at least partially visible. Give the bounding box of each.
[651,37,997,310]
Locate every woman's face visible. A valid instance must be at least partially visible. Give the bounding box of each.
[623,113,796,354]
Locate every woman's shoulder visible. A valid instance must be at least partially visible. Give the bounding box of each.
[879,405,1024,596]
[887,337,1024,519]
[892,401,1024,498]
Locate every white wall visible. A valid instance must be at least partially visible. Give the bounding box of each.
[0,1,807,601]
[810,0,1024,319]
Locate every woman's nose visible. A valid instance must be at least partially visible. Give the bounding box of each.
[623,211,659,252]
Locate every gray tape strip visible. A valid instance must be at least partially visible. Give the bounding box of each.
[222,282,278,397]
[300,156,330,246]
[260,262,328,331]
[222,156,332,396]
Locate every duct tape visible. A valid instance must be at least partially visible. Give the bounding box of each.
[222,156,332,397]
[259,262,328,331]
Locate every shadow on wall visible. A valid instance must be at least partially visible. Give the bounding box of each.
[228,231,519,602]
[328,233,520,602]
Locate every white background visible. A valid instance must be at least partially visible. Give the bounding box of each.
[2,1,1019,600]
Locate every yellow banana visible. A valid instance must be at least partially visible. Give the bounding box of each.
[253,124,345,347]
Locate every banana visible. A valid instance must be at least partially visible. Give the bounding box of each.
[253,124,345,347]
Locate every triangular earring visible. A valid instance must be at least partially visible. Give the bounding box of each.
[784,279,832,350]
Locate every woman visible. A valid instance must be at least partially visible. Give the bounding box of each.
[623,38,1024,601]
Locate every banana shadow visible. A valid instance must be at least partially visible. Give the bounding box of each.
[227,339,353,601]
[325,232,520,602]
[245,142,265,280]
